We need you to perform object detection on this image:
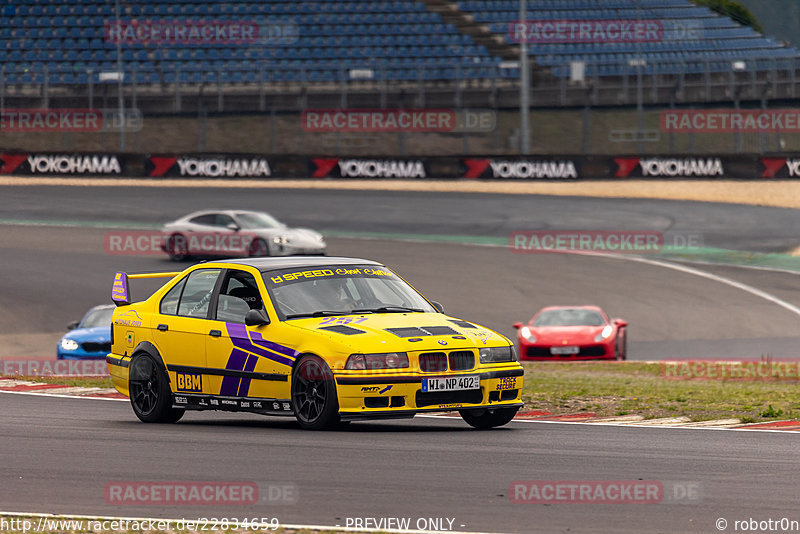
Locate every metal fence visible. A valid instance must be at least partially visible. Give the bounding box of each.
[2,56,800,155]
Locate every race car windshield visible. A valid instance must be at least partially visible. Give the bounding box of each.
[235,212,286,230]
[533,309,606,327]
[264,265,435,319]
[81,307,114,328]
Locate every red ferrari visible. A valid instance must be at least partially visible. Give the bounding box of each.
[513,306,627,361]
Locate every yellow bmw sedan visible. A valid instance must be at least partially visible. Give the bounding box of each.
[107,257,523,430]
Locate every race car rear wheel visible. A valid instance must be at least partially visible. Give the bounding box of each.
[459,406,519,429]
[129,353,184,423]
[166,233,189,262]
[249,238,270,257]
[291,355,340,430]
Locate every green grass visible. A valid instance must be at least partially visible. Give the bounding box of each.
[521,361,800,422]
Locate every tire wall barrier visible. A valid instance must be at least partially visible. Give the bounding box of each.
[2,151,800,179]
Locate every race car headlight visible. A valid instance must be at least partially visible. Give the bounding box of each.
[60,338,79,351]
[345,352,409,370]
[594,325,613,342]
[272,236,288,245]
[520,326,536,342]
[479,345,516,363]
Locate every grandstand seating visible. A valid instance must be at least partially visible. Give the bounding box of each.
[460,0,800,77]
[0,0,507,85]
[0,0,797,86]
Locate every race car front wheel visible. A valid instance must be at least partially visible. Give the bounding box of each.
[615,330,627,361]
[129,353,184,423]
[459,406,519,429]
[291,355,340,430]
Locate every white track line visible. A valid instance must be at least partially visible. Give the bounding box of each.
[612,254,800,318]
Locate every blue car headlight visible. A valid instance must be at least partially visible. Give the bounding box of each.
[60,338,79,351]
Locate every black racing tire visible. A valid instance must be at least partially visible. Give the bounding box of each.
[166,233,189,262]
[459,406,519,429]
[615,329,627,361]
[249,238,270,257]
[129,352,184,423]
[291,355,340,430]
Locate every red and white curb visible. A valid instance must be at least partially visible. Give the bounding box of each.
[4,378,800,432]
[434,409,800,432]
[0,378,125,400]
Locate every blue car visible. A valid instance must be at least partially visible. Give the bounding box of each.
[57,304,115,360]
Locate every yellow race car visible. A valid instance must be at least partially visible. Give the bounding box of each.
[107,257,523,430]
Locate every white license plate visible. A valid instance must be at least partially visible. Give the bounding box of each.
[550,346,579,355]
[422,375,481,392]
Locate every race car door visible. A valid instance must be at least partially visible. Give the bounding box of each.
[153,268,223,395]
[206,268,293,403]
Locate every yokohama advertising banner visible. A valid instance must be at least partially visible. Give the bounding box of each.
[0,152,126,176]
[4,152,800,179]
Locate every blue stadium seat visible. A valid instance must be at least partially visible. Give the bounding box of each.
[1,0,795,87]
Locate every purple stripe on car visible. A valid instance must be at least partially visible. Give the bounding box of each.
[249,330,299,358]
[237,354,259,396]
[220,348,248,395]
[226,323,295,367]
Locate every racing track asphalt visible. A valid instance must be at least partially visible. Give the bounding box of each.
[3,184,800,252]
[2,391,800,534]
[4,185,800,533]
[4,184,800,359]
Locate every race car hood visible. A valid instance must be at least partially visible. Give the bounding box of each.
[287,313,508,353]
[529,325,606,345]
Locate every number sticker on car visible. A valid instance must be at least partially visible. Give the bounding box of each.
[550,346,579,355]
[422,375,480,392]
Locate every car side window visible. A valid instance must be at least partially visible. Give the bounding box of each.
[177,269,222,318]
[159,277,187,315]
[215,214,236,228]
[189,214,216,226]
[215,270,264,323]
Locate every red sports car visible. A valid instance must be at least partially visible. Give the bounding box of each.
[513,306,627,361]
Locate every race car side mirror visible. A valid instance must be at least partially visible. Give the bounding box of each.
[430,301,444,313]
[227,222,240,232]
[67,320,80,330]
[245,309,270,327]
[613,318,627,327]
[512,322,523,329]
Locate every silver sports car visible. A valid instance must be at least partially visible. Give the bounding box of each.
[161,209,326,261]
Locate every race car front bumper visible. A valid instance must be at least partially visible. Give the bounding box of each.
[334,367,523,420]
